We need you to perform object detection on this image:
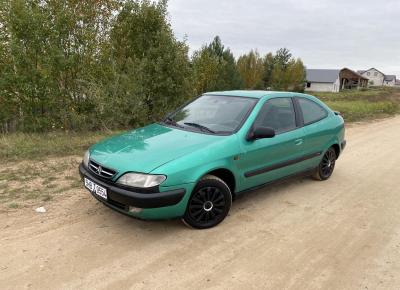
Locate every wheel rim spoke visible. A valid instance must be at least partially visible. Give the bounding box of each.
[209,211,216,219]
[321,150,335,177]
[213,207,223,214]
[205,212,210,222]
[213,201,225,208]
[210,188,216,202]
[189,186,226,225]
[196,211,205,222]
[205,187,211,200]
[199,190,206,201]
[213,195,223,203]
[192,208,203,217]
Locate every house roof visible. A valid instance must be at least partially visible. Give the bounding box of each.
[384,75,396,81]
[306,69,340,83]
[359,67,386,76]
[359,68,397,81]
[341,68,369,80]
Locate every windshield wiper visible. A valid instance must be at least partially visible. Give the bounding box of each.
[184,122,216,134]
[163,117,184,128]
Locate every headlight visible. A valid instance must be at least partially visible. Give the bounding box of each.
[83,150,90,168]
[116,173,166,188]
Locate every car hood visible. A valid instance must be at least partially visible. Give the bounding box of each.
[89,123,225,175]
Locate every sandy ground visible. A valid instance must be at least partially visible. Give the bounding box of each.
[1,116,400,290]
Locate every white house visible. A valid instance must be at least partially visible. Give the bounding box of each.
[357,68,397,86]
[305,68,368,93]
[305,69,340,92]
[384,75,396,86]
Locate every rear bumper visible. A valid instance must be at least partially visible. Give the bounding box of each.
[79,163,186,210]
[341,140,347,151]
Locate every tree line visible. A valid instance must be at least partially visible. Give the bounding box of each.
[0,0,306,133]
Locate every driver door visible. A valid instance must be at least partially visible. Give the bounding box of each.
[237,97,306,190]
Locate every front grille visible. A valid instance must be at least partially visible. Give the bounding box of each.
[88,159,117,179]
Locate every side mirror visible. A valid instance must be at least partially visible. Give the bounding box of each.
[247,126,275,141]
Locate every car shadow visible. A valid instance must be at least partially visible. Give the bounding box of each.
[90,174,315,236]
[233,174,313,205]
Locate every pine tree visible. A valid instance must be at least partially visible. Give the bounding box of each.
[192,36,242,94]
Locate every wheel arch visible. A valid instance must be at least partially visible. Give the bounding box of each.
[201,168,236,196]
[325,133,342,159]
[330,143,340,159]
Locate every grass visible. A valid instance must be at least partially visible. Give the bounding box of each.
[325,100,398,122]
[8,203,20,209]
[312,87,400,122]
[0,130,121,162]
[313,86,394,101]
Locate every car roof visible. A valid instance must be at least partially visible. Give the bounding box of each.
[202,90,329,111]
[204,90,306,99]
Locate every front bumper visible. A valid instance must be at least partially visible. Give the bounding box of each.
[79,163,186,216]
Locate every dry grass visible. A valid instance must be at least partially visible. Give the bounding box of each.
[312,87,400,122]
[0,130,122,161]
[0,157,83,210]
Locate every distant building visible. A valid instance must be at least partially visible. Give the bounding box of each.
[357,68,397,86]
[384,75,396,86]
[305,68,368,93]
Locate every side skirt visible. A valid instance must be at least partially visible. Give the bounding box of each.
[235,167,317,198]
[244,152,321,178]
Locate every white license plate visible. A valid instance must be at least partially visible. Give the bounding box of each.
[84,178,107,200]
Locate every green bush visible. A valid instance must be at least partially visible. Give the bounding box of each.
[0,0,192,133]
[0,0,309,134]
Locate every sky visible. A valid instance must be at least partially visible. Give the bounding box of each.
[168,0,400,77]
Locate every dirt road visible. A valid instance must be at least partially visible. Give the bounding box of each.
[1,116,400,290]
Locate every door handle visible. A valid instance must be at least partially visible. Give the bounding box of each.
[294,138,303,145]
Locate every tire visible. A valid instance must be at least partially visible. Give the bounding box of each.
[182,175,232,229]
[312,147,337,181]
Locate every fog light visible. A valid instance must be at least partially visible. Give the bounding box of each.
[129,206,143,214]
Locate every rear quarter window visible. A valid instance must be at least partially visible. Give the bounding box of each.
[297,98,328,125]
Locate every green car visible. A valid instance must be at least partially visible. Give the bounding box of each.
[79,91,345,229]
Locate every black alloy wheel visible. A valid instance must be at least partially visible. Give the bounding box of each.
[182,175,232,229]
[313,147,337,180]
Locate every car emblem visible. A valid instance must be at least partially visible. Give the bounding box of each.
[97,166,103,175]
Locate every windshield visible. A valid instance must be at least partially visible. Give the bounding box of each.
[167,95,257,134]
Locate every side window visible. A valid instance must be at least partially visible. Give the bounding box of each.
[254,98,296,134]
[297,98,328,125]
